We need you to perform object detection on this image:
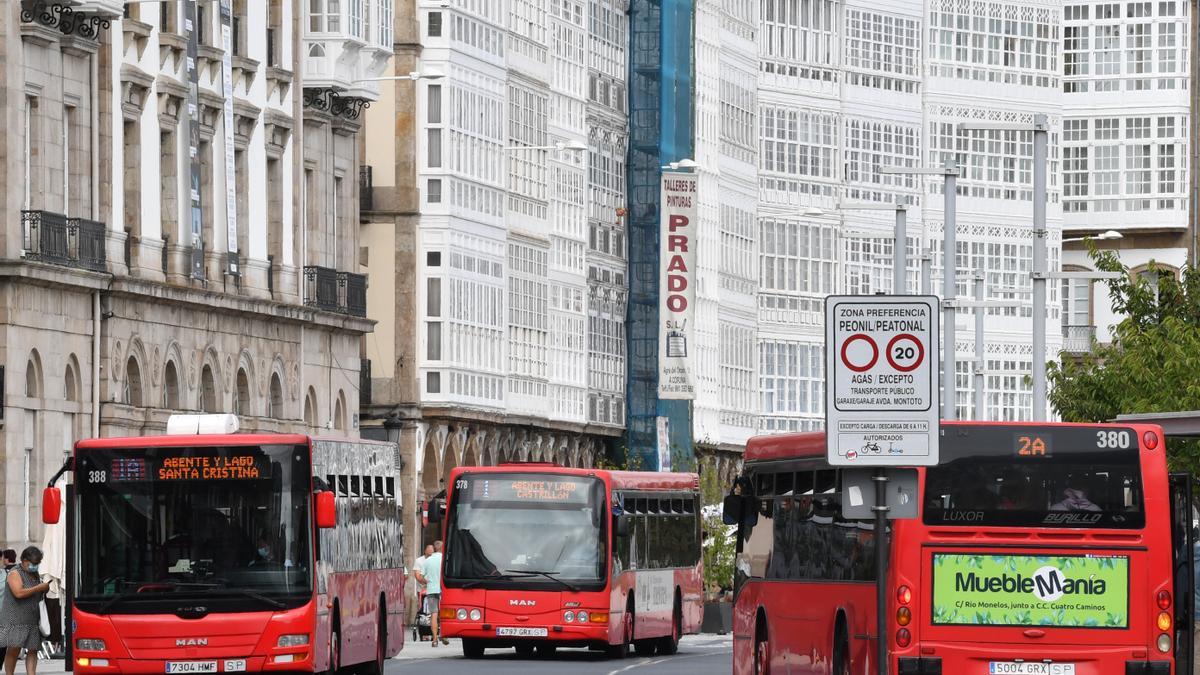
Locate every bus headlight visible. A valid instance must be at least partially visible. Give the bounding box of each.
[577,611,588,623]
[563,611,575,623]
[456,608,468,621]
[277,635,309,648]
[76,639,106,651]
[469,609,482,621]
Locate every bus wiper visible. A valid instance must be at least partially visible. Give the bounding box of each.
[96,593,133,615]
[220,588,285,609]
[460,572,515,589]
[503,569,579,593]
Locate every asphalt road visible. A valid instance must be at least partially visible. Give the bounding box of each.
[392,634,733,674]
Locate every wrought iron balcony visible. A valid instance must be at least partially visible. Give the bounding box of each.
[1062,325,1096,354]
[304,266,367,317]
[22,210,107,272]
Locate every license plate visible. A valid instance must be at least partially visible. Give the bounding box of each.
[222,661,246,673]
[989,662,1076,675]
[166,663,218,674]
[496,627,549,637]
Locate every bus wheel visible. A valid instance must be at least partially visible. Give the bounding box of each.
[606,601,633,659]
[462,639,485,659]
[535,644,556,657]
[327,626,341,675]
[832,629,849,675]
[371,608,386,675]
[515,644,535,658]
[657,596,681,656]
[753,618,769,675]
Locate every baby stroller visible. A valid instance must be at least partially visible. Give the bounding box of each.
[412,591,433,642]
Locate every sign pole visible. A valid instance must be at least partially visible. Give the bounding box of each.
[874,469,889,675]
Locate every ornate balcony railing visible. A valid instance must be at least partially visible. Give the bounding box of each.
[22,210,107,272]
[1062,325,1096,354]
[304,266,367,317]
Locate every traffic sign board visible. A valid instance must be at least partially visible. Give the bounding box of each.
[825,295,940,466]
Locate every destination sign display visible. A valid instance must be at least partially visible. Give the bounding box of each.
[107,453,268,481]
[467,476,593,504]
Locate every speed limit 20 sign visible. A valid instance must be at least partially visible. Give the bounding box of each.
[825,296,940,467]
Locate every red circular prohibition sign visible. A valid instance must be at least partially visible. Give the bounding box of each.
[840,334,879,373]
[886,333,925,372]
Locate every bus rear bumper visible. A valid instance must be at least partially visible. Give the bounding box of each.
[899,643,1168,675]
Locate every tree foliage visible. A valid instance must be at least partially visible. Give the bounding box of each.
[1048,247,1200,473]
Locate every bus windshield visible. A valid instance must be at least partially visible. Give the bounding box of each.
[76,444,313,610]
[924,426,1145,528]
[445,473,606,588]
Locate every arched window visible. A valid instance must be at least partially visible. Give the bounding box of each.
[234,368,251,416]
[269,373,284,419]
[25,353,42,399]
[163,361,181,409]
[303,387,317,427]
[333,391,346,432]
[124,357,143,407]
[200,365,218,412]
[64,361,79,403]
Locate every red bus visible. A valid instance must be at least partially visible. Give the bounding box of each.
[43,416,406,675]
[432,464,704,659]
[727,423,1196,675]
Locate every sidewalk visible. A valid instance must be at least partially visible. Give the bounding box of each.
[395,635,463,661]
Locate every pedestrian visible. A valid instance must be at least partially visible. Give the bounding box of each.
[1,552,15,573]
[1,546,51,675]
[416,541,448,647]
[412,544,432,637]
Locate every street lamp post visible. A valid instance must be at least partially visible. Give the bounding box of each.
[837,201,909,294]
[881,159,961,421]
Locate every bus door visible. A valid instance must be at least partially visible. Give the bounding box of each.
[1168,472,1195,674]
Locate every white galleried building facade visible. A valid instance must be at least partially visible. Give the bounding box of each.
[1060,0,1191,349]
[0,0,393,549]
[753,0,1066,431]
[361,0,632,534]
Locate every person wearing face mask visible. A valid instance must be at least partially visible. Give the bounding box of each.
[0,546,51,675]
[250,535,275,567]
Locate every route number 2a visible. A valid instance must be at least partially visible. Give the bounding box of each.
[1017,436,1047,456]
[1096,430,1131,449]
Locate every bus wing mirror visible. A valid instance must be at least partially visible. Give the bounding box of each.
[316,491,337,529]
[615,515,631,538]
[722,495,743,526]
[42,487,62,525]
[428,499,445,524]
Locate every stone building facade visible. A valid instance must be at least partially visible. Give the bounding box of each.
[0,0,393,550]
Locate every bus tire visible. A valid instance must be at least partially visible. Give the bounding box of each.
[327,623,341,675]
[657,594,681,656]
[606,597,633,659]
[832,622,850,675]
[515,643,535,658]
[753,613,770,675]
[462,639,485,659]
[369,603,386,675]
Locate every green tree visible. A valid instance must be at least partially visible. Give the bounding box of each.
[1048,247,1200,473]
[699,457,735,599]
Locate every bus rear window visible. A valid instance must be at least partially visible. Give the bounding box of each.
[923,426,1145,529]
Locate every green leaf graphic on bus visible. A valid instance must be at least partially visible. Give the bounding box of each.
[931,553,1129,628]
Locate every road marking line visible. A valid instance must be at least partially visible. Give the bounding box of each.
[605,645,733,675]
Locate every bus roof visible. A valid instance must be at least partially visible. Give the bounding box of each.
[744,421,1165,463]
[76,434,312,450]
[451,464,699,491]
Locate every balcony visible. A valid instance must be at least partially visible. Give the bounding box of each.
[22,210,107,272]
[1062,325,1096,354]
[304,266,367,317]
